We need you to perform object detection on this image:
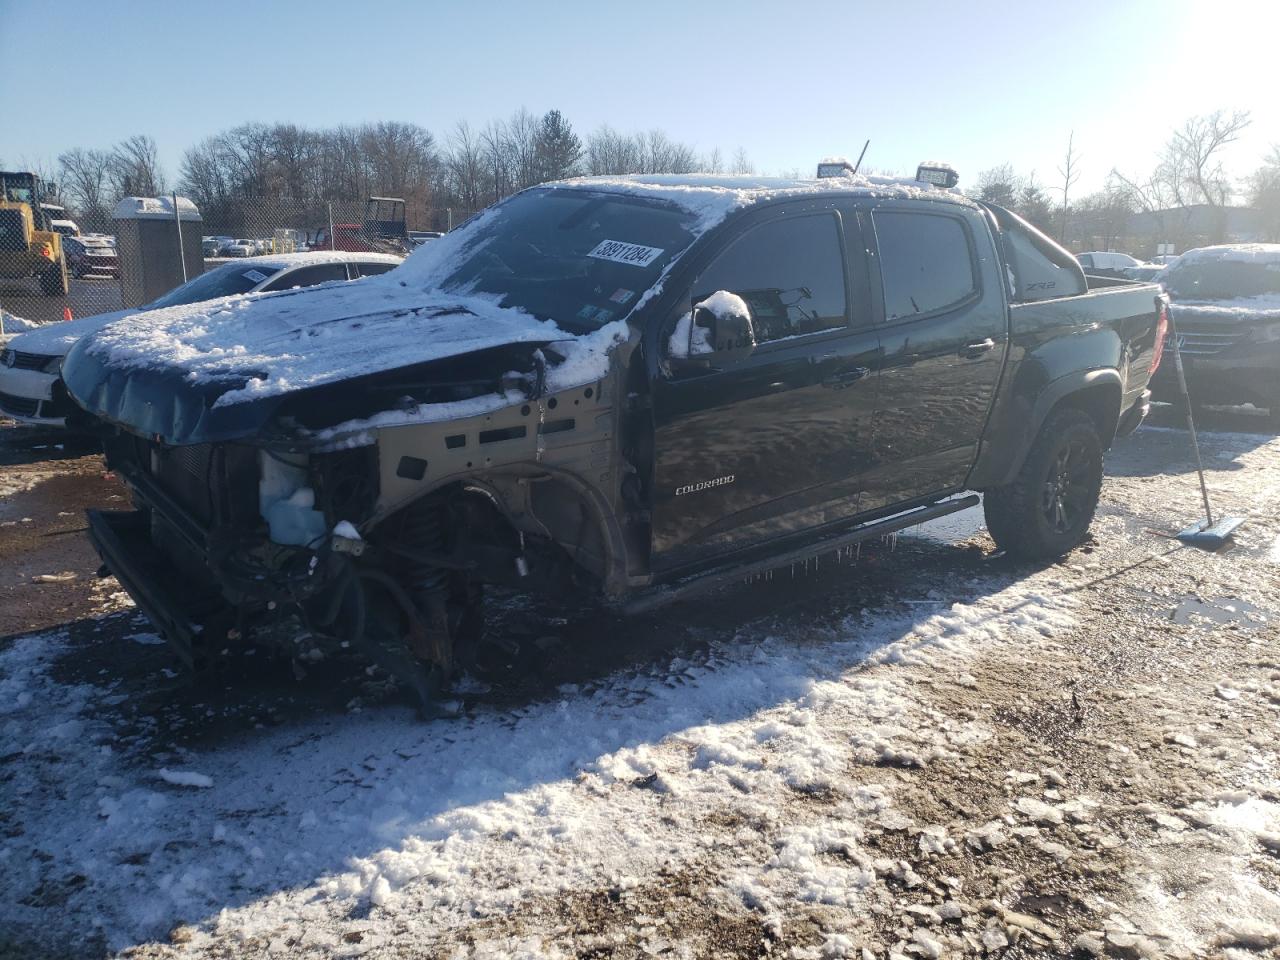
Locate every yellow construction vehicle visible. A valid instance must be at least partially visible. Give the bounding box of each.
[0,171,69,296]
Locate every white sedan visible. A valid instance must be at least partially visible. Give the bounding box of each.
[0,252,401,427]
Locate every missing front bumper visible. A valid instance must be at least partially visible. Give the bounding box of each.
[86,509,212,668]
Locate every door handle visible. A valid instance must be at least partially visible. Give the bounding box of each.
[821,366,871,389]
[960,338,996,359]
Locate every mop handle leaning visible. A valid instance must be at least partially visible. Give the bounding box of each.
[1165,306,1214,526]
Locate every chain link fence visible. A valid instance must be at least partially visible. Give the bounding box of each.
[1,190,443,337]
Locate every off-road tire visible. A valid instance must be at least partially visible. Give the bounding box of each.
[983,407,1104,561]
[39,258,69,296]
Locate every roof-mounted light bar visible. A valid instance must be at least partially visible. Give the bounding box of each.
[916,161,959,189]
[817,158,856,179]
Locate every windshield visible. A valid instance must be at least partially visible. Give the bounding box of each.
[146,262,278,309]
[1163,258,1280,300]
[434,188,699,332]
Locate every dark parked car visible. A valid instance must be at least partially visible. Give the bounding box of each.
[1151,244,1280,425]
[62,236,118,278]
[63,169,1164,711]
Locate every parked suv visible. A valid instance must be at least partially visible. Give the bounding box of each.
[63,171,1163,712]
[0,252,401,426]
[1151,243,1280,426]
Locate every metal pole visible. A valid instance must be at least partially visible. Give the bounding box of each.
[173,192,188,283]
[328,201,336,251]
[1166,306,1214,525]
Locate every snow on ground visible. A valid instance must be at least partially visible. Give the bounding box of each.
[0,566,1074,955]
[3,419,1279,958]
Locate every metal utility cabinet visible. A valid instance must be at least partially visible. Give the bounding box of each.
[113,196,204,308]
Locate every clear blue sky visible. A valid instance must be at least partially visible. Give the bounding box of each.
[3,0,1278,197]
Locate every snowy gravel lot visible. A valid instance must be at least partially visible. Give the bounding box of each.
[1,408,1278,960]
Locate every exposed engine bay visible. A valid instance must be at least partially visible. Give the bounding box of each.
[90,344,645,714]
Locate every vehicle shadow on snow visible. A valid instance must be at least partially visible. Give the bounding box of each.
[10,529,1042,952]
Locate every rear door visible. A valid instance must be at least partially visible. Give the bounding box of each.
[650,203,881,571]
[859,203,1007,510]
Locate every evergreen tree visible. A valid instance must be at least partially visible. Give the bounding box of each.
[535,110,582,183]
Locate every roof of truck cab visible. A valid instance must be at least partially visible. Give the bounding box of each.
[544,173,975,232]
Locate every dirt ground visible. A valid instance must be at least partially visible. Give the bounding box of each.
[0,406,1277,960]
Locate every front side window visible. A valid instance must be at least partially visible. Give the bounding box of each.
[687,212,848,344]
[873,210,976,322]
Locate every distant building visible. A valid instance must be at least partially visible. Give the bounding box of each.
[1124,205,1264,258]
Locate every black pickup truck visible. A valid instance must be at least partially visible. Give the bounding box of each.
[63,168,1166,708]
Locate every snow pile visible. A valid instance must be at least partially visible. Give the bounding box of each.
[157,768,214,789]
[0,309,40,337]
[0,573,1075,955]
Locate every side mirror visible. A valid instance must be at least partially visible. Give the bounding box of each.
[671,291,757,366]
[694,304,757,362]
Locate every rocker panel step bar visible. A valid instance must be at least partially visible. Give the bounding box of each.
[624,495,981,615]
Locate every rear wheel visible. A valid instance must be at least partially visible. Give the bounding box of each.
[984,407,1104,560]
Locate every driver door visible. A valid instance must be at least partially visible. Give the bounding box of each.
[649,205,881,572]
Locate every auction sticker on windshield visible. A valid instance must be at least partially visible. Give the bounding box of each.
[243,270,269,284]
[587,240,664,268]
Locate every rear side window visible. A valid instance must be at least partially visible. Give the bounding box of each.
[262,263,350,291]
[691,212,849,343]
[873,211,976,321]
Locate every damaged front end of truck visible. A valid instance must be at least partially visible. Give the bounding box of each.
[70,334,641,713]
[59,181,705,711]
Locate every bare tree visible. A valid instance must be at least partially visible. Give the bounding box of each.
[1174,110,1251,208]
[1057,131,1081,241]
[57,147,114,222]
[730,147,754,176]
[448,121,484,213]
[1112,110,1251,245]
[110,135,166,197]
